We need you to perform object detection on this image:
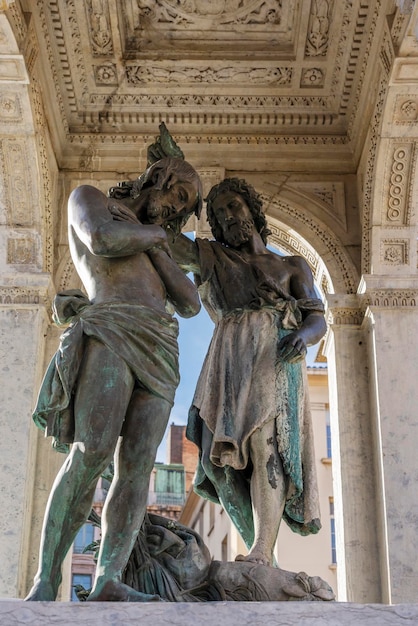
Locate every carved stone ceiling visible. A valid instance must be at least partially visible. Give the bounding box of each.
[24,0,406,172]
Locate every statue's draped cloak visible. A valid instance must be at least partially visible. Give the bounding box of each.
[187,240,324,535]
[33,291,179,452]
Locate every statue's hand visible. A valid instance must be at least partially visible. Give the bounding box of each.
[108,202,140,224]
[278,332,307,363]
[147,226,172,257]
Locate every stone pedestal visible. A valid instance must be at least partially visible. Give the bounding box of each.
[0,600,417,626]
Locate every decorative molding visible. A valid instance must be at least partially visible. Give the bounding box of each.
[127,0,283,27]
[380,238,409,265]
[0,137,34,227]
[21,11,39,74]
[379,20,395,76]
[327,306,365,326]
[365,289,418,307]
[361,69,389,274]
[66,131,349,147]
[86,0,113,56]
[125,63,293,86]
[344,0,383,136]
[28,74,54,273]
[121,0,287,57]
[286,181,347,230]
[4,1,26,44]
[268,225,326,289]
[0,285,52,307]
[7,235,37,265]
[268,226,319,271]
[384,143,415,225]
[34,0,68,132]
[329,1,353,109]
[305,0,333,57]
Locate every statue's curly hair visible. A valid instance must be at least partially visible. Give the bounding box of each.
[205,178,271,245]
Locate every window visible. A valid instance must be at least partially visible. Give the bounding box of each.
[73,523,94,554]
[71,573,92,601]
[329,498,336,565]
[326,410,332,459]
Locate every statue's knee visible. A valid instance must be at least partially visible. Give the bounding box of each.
[71,441,113,472]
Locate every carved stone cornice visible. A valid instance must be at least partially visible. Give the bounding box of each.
[0,273,55,308]
[359,275,418,308]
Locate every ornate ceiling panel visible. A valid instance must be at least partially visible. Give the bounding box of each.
[20,0,408,170]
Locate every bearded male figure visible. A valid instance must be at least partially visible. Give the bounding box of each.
[26,154,202,602]
[169,178,327,567]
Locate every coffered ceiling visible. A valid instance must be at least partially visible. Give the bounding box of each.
[22,0,409,171]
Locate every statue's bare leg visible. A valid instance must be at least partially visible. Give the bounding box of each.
[200,423,255,550]
[87,388,171,602]
[25,339,135,601]
[236,422,287,566]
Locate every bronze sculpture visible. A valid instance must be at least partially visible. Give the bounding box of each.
[169,177,327,567]
[26,143,203,602]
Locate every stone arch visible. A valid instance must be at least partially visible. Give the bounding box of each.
[261,188,360,295]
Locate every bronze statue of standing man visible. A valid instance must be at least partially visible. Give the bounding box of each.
[26,144,202,601]
[169,177,327,568]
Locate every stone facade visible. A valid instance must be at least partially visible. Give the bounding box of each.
[0,0,417,605]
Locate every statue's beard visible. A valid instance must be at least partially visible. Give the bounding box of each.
[223,218,254,247]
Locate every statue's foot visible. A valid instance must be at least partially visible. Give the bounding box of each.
[235,551,272,567]
[25,580,57,601]
[87,580,164,603]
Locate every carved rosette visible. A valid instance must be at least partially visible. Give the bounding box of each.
[396,97,418,123]
[380,239,409,266]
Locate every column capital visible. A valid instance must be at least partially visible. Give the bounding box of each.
[325,293,365,326]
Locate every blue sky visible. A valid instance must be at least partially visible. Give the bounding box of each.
[156,305,214,462]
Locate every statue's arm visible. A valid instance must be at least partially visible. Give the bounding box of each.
[147,248,201,318]
[278,257,327,362]
[68,185,169,257]
[166,231,201,274]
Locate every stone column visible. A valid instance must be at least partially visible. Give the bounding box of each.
[324,294,382,603]
[360,275,418,604]
[0,279,56,598]
[0,7,61,598]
